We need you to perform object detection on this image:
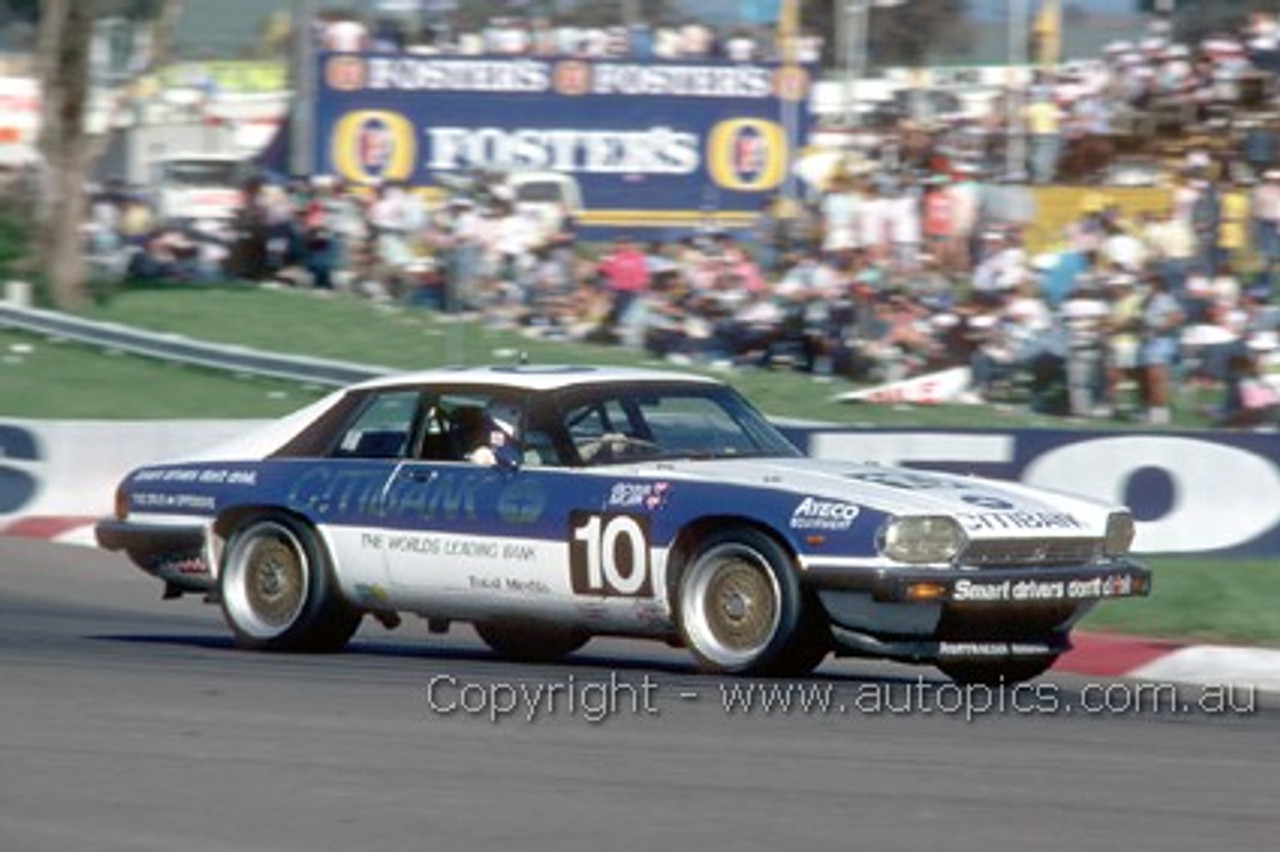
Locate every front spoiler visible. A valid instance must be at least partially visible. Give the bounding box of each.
[805,559,1151,604]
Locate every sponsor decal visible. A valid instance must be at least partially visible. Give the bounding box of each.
[790,497,860,531]
[132,492,216,512]
[469,575,551,596]
[960,494,1016,510]
[772,65,811,101]
[291,468,483,521]
[497,479,546,525]
[847,470,965,490]
[364,530,539,563]
[423,124,700,176]
[607,481,671,511]
[706,118,787,191]
[952,574,1138,603]
[552,60,592,96]
[956,511,1083,532]
[324,55,367,91]
[362,57,550,93]
[153,555,209,576]
[331,109,417,184]
[354,582,389,604]
[132,467,256,486]
[938,641,1056,658]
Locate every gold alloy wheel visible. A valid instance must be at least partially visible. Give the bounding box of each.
[222,521,311,640]
[244,536,306,628]
[681,541,783,670]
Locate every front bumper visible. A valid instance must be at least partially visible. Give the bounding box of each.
[804,559,1150,663]
[95,518,213,595]
[805,559,1150,604]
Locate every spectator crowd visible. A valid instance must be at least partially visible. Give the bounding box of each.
[79,10,1280,431]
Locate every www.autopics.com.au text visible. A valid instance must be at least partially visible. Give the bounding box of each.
[423,673,1258,724]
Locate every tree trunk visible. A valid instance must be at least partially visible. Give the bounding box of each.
[36,0,96,311]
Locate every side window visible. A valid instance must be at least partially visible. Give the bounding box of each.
[332,390,420,459]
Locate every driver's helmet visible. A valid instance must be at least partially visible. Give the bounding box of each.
[483,399,521,441]
[479,399,522,467]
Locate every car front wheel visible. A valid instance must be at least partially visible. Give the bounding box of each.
[676,528,828,676]
[219,514,360,652]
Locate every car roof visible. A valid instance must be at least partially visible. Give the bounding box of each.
[349,364,723,394]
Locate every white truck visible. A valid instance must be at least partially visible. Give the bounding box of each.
[150,153,252,234]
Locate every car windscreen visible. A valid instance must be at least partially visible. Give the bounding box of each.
[554,383,801,466]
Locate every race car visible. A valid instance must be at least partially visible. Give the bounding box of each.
[95,365,1149,684]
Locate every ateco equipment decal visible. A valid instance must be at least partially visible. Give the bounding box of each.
[790,497,860,531]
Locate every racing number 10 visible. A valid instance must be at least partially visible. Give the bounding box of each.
[569,512,653,597]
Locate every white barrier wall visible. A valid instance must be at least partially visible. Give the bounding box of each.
[0,419,266,524]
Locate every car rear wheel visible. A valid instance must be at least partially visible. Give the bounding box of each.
[219,515,360,652]
[676,528,828,676]
[474,619,590,663]
[936,655,1059,686]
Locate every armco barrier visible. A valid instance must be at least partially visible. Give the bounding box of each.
[3,418,1278,557]
[0,302,391,386]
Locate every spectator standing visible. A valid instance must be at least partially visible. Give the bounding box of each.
[1025,91,1063,184]
[1060,276,1110,417]
[1137,273,1186,424]
[1103,272,1145,417]
[1250,170,1280,283]
[598,235,651,338]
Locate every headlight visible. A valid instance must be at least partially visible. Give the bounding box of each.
[1104,512,1135,556]
[878,516,967,565]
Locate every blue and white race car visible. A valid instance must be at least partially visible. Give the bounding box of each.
[96,365,1149,684]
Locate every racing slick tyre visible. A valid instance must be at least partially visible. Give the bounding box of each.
[936,655,1059,686]
[675,527,829,677]
[474,619,590,663]
[219,514,361,653]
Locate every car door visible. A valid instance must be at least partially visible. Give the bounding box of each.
[376,390,603,621]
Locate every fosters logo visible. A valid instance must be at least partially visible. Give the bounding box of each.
[328,111,788,191]
[706,118,788,192]
[330,110,417,183]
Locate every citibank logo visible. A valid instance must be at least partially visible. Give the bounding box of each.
[706,119,787,192]
[331,110,416,184]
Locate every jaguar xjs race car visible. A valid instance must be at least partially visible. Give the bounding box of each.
[96,365,1149,684]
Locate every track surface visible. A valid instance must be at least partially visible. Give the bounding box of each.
[2,537,1277,852]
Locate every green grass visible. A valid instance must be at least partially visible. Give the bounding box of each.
[1081,557,1280,647]
[0,328,329,419]
[56,282,1202,428]
[0,282,1275,648]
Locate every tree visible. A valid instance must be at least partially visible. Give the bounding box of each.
[36,0,97,310]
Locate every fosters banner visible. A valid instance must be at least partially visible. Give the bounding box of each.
[314,53,813,233]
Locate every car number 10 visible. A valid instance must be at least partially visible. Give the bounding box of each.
[569,512,652,597]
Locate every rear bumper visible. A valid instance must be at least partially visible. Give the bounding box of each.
[95,518,213,594]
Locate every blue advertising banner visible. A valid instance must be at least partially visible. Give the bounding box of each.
[778,426,1280,558]
[313,52,813,235]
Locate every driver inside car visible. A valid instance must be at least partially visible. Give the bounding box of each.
[465,399,522,468]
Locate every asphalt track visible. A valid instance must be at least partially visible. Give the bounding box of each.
[2,538,1278,852]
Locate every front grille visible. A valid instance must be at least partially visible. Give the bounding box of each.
[962,538,1104,568]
